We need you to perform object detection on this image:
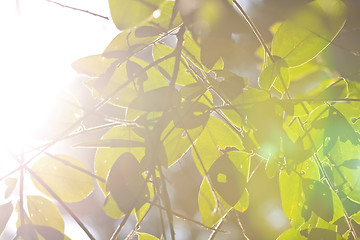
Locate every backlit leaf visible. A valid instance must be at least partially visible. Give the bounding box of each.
[106,152,149,213]
[193,116,243,176]
[109,0,165,30]
[138,232,159,240]
[27,195,64,233]
[31,155,94,202]
[208,154,246,206]
[302,178,334,222]
[198,177,222,227]
[272,0,347,67]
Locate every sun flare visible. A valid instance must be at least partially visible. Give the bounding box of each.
[0,3,76,158]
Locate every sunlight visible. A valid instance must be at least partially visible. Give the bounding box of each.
[0,3,75,150]
[0,0,117,152]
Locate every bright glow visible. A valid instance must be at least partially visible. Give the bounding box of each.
[0,0,117,150]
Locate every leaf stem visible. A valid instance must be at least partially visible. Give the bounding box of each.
[25,166,96,240]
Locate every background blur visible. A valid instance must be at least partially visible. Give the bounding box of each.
[0,0,359,239]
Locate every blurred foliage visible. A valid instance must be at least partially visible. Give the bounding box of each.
[1,0,360,239]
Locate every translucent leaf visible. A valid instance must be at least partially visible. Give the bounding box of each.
[161,120,204,167]
[311,106,359,155]
[208,154,246,206]
[31,155,94,202]
[353,211,360,224]
[340,159,360,170]
[106,152,149,213]
[104,1,181,58]
[138,232,159,240]
[91,58,167,107]
[104,194,123,219]
[27,195,64,233]
[279,159,318,228]
[233,188,249,212]
[180,82,207,101]
[302,178,333,222]
[135,26,163,38]
[94,126,145,194]
[212,70,246,101]
[277,228,306,240]
[71,55,117,77]
[152,44,196,85]
[109,0,165,30]
[280,171,304,227]
[198,177,222,227]
[0,202,13,236]
[183,30,223,70]
[307,228,340,240]
[170,101,210,129]
[193,116,243,176]
[34,225,67,240]
[258,59,287,91]
[272,0,347,67]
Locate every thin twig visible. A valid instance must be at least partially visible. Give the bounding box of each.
[46,0,109,20]
[25,166,96,240]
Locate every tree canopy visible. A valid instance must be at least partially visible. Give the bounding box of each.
[1,0,360,239]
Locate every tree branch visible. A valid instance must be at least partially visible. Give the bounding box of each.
[46,0,109,20]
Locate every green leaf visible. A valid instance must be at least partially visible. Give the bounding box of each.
[179,82,207,101]
[138,232,159,240]
[171,101,210,129]
[94,126,145,195]
[353,211,360,224]
[198,177,222,227]
[280,171,304,227]
[135,26,163,38]
[279,159,318,227]
[92,58,167,107]
[75,139,145,148]
[312,106,359,155]
[34,225,67,240]
[106,152,149,213]
[208,154,246,206]
[272,0,347,67]
[258,58,287,91]
[109,0,165,30]
[233,189,250,212]
[212,70,246,101]
[277,228,307,240]
[129,87,181,112]
[302,178,334,222]
[104,1,181,58]
[0,202,13,236]
[31,155,94,202]
[183,30,223,70]
[27,195,64,233]
[307,228,340,240]
[161,120,204,167]
[71,55,117,77]
[193,116,243,176]
[340,159,360,170]
[152,44,196,85]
